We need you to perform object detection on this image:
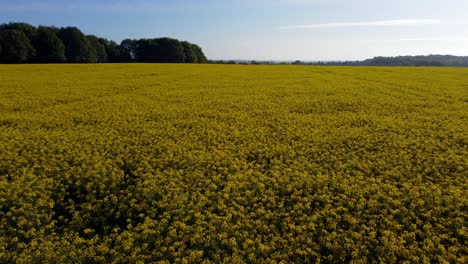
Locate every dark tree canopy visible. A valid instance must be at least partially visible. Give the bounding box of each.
[192,44,208,63]
[119,39,136,62]
[135,38,185,63]
[0,22,208,64]
[99,38,121,62]
[155,38,185,63]
[132,38,208,63]
[0,22,37,40]
[59,27,95,63]
[182,41,198,63]
[0,29,35,63]
[33,26,66,63]
[87,35,108,62]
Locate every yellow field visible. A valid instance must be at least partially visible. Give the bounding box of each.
[0,64,467,263]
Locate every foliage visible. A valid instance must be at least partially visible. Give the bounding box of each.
[134,38,185,63]
[361,55,468,67]
[87,35,108,63]
[0,65,466,263]
[182,41,198,63]
[59,27,96,63]
[192,44,208,63]
[98,38,122,62]
[0,22,208,64]
[0,29,36,63]
[33,26,66,63]
[275,55,468,67]
[119,39,136,62]
[0,22,38,40]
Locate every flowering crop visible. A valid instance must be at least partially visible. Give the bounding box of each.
[0,64,467,263]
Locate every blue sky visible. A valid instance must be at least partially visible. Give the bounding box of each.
[1,0,468,60]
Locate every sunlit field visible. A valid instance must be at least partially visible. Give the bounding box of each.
[0,64,466,263]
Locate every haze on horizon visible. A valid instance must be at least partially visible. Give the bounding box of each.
[1,0,467,61]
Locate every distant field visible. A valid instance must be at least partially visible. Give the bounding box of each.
[0,64,466,263]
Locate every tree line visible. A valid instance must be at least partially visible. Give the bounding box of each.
[312,55,463,67]
[358,55,468,66]
[0,22,207,64]
[209,55,468,67]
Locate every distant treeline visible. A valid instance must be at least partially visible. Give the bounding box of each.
[209,55,468,67]
[327,55,468,67]
[0,22,207,64]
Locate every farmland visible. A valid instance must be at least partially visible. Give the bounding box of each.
[0,64,467,263]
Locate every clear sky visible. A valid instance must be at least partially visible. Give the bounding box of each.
[1,0,468,61]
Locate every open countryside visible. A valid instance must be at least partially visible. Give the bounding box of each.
[0,64,466,262]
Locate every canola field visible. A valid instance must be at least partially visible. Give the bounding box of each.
[0,64,467,263]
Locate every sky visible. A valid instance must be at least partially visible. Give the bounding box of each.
[1,0,468,61]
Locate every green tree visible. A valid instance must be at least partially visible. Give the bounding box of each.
[59,27,95,63]
[0,29,36,63]
[135,38,185,63]
[158,38,185,63]
[120,39,135,62]
[0,22,37,40]
[98,38,121,62]
[33,26,66,63]
[87,35,108,62]
[0,22,208,64]
[182,41,198,63]
[133,39,155,62]
[191,44,207,63]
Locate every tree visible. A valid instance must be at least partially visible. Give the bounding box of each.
[134,38,185,63]
[0,22,208,64]
[120,39,135,62]
[0,22,37,40]
[98,38,121,62]
[191,44,207,63]
[182,41,198,63]
[87,35,108,62]
[0,29,36,63]
[33,26,66,63]
[59,27,95,63]
[158,38,185,63]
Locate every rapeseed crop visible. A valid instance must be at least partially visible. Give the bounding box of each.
[0,64,466,263]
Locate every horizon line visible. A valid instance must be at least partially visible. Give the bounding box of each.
[279,19,441,29]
